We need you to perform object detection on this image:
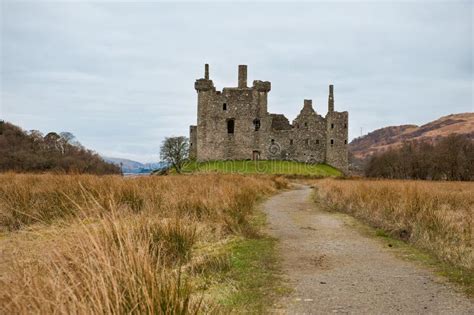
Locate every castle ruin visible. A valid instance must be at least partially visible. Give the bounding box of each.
[189,64,349,172]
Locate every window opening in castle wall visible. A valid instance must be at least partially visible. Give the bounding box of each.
[227,119,235,134]
[253,118,260,131]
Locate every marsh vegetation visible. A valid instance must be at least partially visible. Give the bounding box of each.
[0,173,287,313]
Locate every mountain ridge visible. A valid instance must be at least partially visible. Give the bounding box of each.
[102,157,165,174]
[349,113,474,159]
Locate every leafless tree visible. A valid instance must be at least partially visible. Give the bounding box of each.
[365,135,473,181]
[160,136,189,174]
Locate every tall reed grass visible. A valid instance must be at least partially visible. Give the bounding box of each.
[0,173,286,232]
[312,179,473,270]
[0,174,287,313]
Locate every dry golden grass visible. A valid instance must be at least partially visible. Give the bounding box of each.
[312,179,473,270]
[0,173,287,314]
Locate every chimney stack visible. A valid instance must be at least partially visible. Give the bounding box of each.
[304,99,313,109]
[238,65,247,88]
[204,64,209,80]
[328,84,334,112]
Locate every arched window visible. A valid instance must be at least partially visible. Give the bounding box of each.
[330,139,334,145]
[331,123,334,129]
[227,119,235,134]
[223,103,227,110]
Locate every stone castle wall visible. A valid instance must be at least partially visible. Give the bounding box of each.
[190,64,349,172]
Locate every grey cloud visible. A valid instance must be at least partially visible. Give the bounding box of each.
[1,1,472,162]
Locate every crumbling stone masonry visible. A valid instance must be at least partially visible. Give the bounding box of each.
[189,64,349,172]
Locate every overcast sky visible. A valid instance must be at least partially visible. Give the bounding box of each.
[1,1,472,162]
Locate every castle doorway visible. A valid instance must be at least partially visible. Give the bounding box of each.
[252,150,260,161]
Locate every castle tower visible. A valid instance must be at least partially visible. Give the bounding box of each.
[194,64,215,124]
[325,84,349,172]
[192,64,215,160]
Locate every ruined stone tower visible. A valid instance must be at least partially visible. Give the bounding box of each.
[189,64,349,172]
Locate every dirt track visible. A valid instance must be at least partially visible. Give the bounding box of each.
[263,184,473,314]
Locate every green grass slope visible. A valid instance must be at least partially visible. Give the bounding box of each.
[181,160,342,177]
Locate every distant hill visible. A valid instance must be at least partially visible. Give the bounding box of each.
[350,113,474,159]
[0,121,120,174]
[103,157,166,174]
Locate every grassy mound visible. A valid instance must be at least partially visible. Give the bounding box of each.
[181,160,342,177]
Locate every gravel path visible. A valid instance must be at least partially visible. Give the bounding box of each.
[263,184,473,314]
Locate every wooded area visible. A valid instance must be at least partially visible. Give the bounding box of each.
[365,134,474,181]
[0,121,120,174]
